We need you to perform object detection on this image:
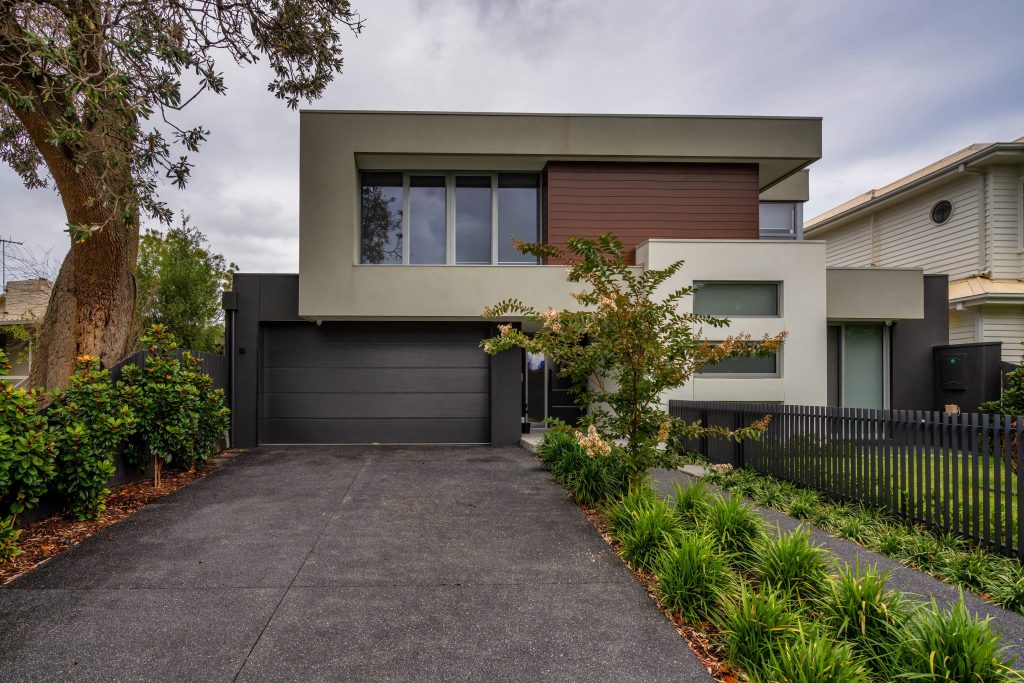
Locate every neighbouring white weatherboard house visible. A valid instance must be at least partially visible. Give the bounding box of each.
[0,278,52,388]
[223,111,942,448]
[806,137,1024,365]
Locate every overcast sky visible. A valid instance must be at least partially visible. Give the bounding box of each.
[2,0,1022,274]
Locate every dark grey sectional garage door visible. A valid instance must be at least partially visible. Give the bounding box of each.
[259,322,491,444]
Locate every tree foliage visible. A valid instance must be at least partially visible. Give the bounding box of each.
[135,220,235,352]
[0,0,364,231]
[480,235,785,481]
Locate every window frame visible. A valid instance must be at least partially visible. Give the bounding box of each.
[696,343,783,378]
[692,280,783,318]
[359,171,540,266]
[827,322,891,409]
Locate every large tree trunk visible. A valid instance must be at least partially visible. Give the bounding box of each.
[28,189,138,390]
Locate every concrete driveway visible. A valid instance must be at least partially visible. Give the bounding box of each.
[0,446,707,682]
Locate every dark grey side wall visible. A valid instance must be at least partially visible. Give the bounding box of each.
[226,273,520,447]
[890,274,949,411]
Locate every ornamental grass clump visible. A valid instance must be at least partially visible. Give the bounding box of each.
[987,563,1024,613]
[757,625,870,683]
[653,532,732,624]
[817,563,911,676]
[754,527,830,607]
[616,498,680,573]
[703,495,765,564]
[897,598,1019,682]
[785,489,820,521]
[605,484,659,538]
[672,480,714,529]
[537,431,577,470]
[717,585,798,675]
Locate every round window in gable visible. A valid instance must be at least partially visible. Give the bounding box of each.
[931,200,953,224]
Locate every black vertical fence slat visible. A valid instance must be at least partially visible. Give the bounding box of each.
[669,400,1024,562]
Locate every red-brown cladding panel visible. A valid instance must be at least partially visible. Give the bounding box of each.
[544,162,759,264]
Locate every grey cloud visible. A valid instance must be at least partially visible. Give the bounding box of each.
[0,0,1021,272]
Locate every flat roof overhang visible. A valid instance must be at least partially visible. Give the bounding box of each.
[303,110,822,191]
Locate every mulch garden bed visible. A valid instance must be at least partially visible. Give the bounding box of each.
[578,504,740,683]
[0,449,246,588]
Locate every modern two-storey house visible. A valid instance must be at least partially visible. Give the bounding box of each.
[806,137,1024,364]
[225,111,943,448]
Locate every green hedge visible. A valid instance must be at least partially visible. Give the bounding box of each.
[0,325,230,562]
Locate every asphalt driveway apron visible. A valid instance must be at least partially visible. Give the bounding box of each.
[0,446,707,682]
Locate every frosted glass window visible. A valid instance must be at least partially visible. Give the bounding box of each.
[759,203,796,232]
[701,351,778,375]
[409,175,446,264]
[455,176,492,264]
[843,324,884,408]
[693,282,780,317]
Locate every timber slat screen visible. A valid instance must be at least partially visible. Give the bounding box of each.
[669,401,1024,561]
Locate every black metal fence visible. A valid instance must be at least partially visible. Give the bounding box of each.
[669,400,1024,561]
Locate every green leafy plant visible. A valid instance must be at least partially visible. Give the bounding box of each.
[49,356,136,520]
[757,624,870,683]
[0,348,54,561]
[785,489,821,521]
[182,353,230,470]
[817,563,912,676]
[897,598,1018,681]
[672,479,714,529]
[703,495,765,563]
[537,431,577,469]
[605,484,659,538]
[480,234,783,484]
[653,532,732,624]
[717,585,798,675]
[755,527,830,606]
[987,563,1024,613]
[616,498,680,573]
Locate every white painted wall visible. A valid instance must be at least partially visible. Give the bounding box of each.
[637,239,828,406]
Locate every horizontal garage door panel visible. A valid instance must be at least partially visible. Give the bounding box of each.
[262,367,489,394]
[262,343,488,369]
[262,392,488,419]
[261,418,490,445]
[258,322,491,444]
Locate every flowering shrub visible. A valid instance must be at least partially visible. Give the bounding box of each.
[183,352,230,470]
[49,356,136,520]
[481,234,784,482]
[0,349,54,561]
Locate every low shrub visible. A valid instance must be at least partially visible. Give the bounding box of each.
[754,527,830,606]
[945,549,998,592]
[872,527,912,557]
[550,440,588,483]
[898,598,1018,682]
[672,480,714,529]
[703,495,764,563]
[785,489,820,521]
[616,499,680,573]
[817,563,911,675]
[653,532,732,624]
[717,585,798,675]
[987,563,1024,613]
[49,357,136,521]
[605,484,659,537]
[537,431,577,469]
[757,625,870,683]
[183,353,231,470]
[0,348,54,562]
[753,479,788,509]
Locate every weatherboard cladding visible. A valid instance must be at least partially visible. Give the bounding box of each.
[543,162,759,264]
[980,304,1024,364]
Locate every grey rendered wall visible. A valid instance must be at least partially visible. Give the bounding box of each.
[890,274,950,410]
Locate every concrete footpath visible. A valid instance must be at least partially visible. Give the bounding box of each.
[1,446,709,682]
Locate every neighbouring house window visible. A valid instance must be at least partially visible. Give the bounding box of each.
[930,199,953,224]
[699,348,779,376]
[358,171,540,265]
[360,172,403,264]
[692,282,780,317]
[497,174,540,264]
[828,323,888,409]
[409,175,447,264]
[759,202,801,240]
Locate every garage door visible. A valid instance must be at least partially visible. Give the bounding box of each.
[259,322,491,444]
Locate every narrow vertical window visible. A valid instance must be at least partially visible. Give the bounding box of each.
[455,176,492,264]
[360,172,403,264]
[409,175,447,264]
[497,173,540,264]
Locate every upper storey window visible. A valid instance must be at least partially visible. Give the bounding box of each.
[759,202,801,240]
[360,172,540,265]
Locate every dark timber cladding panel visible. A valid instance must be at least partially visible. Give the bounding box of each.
[259,321,490,444]
[545,162,759,264]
